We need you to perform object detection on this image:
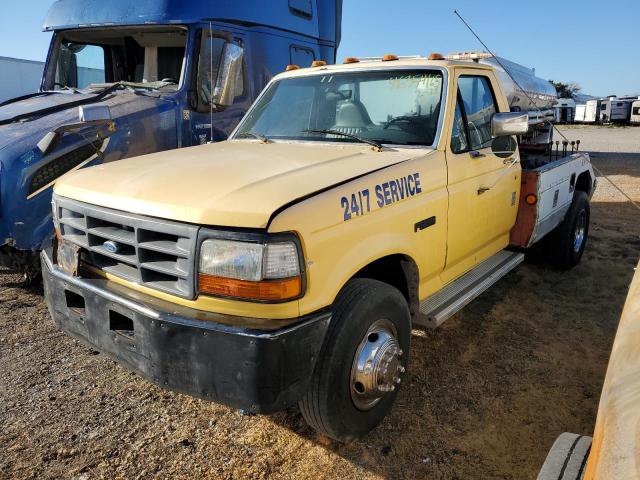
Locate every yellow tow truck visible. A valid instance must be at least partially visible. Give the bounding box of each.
[43,54,596,441]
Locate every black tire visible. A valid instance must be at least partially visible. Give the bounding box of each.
[523,236,547,264]
[299,278,411,442]
[549,191,590,269]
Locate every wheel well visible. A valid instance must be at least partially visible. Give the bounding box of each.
[352,254,419,319]
[575,171,593,195]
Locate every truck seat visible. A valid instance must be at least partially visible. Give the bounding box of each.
[331,101,373,135]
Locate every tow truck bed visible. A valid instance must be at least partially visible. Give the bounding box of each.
[511,152,595,248]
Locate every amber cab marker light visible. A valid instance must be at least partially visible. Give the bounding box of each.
[285,64,300,71]
[428,52,445,60]
[525,194,538,205]
[311,60,327,67]
[382,54,398,62]
[343,57,360,64]
[199,274,302,301]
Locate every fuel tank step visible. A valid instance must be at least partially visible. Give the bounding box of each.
[416,250,524,329]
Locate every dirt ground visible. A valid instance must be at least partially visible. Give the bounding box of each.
[1,125,639,480]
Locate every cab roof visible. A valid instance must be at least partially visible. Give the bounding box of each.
[275,55,494,80]
[43,0,341,46]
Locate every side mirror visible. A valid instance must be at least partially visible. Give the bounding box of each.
[79,105,111,123]
[212,43,244,107]
[38,105,113,155]
[491,112,529,137]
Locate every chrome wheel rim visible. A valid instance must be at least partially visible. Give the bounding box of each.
[573,210,586,253]
[350,319,405,411]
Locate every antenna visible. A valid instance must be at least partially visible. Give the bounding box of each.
[209,21,214,144]
[453,10,569,143]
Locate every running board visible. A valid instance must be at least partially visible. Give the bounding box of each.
[415,250,524,329]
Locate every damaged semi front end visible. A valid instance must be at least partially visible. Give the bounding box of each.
[0,0,343,275]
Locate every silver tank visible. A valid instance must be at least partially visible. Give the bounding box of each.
[446,52,557,115]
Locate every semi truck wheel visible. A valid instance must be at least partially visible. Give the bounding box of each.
[550,191,590,269]
[299,278,410,442]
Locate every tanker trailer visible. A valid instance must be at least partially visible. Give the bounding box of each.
[446,52,557,152]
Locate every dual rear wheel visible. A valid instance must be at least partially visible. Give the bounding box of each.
[527,191,590,269]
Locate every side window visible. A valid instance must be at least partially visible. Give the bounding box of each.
[451,100,469,153]
[458,76,497,150]
[289,0,313,18]
[56,42,106,89]
[290,45,315,68]
[197,33,226,110]
[196,32,244,112]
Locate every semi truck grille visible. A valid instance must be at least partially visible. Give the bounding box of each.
[29,140,103,195]
[54,195,198,298]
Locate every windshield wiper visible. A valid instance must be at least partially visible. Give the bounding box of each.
[303,129,383,151]
[236,131,271,143]
[0,82,124,126]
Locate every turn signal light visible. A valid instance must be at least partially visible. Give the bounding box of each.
[285,64,300,71]
[311,60,327,67]
[525,194,538,205]
[382,54,399,61]
[343,57,360,64]
[428,52,445,60]
[198,274,302,301]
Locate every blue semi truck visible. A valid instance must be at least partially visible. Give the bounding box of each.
[0,0,342,277]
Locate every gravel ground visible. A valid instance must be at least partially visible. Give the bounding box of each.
[1,125,639,479]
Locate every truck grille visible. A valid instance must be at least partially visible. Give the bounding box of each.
[54,195,198,298]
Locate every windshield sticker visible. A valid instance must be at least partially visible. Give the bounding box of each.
[340,173,422,221]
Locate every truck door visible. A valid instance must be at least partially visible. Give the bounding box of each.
[186,29,251,146]
[443,72,520,282]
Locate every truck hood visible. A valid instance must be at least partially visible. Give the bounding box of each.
[0,90,172,153]
[55,141,434,228]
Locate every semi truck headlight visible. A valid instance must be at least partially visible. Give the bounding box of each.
[51,195,60,230]
[198,238,302,301]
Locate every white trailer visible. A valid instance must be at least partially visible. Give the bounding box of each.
[0,56,44,103]
[574,104,587,122]
[583,99,601,123]
[631,100,640,125]
[553,98,576,124]
[600,97,634,123]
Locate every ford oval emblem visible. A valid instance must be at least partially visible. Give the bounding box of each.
[103,240,120,254]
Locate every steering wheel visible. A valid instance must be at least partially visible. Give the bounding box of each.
[467,121,482,145]
[383,115,415,130]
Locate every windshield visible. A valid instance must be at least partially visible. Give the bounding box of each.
[48,27,187,91]
[234,69,444,146]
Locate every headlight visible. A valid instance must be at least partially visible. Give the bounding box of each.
[198,237,303,301]
[51,195,60,231]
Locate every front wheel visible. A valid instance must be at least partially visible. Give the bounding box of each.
[549,191,590,269]
[299,278,411,442]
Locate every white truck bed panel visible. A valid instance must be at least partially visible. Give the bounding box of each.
[510,152,594,248]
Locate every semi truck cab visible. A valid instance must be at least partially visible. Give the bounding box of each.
[43,55,595,442]
[0,0,341,275]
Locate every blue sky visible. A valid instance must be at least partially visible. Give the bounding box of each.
[1,0,638,97]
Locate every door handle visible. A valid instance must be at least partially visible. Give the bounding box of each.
[503,157,517,165]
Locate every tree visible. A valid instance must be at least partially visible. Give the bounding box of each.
[549,80,582,99]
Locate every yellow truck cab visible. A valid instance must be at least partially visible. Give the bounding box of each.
[43,54,596,441]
